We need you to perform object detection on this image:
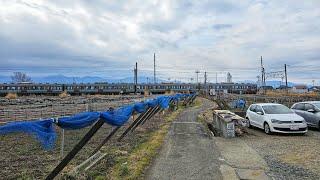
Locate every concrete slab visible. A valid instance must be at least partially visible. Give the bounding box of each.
[145,99,222,180]
[236,169,269,180]
[215,137,268,170]
[220,165,239,180]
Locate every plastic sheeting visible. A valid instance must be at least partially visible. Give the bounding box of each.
[146,99,159,108]
[157,96,173,109]
[0,119,56,149]
[133,102,148,113]
[57,112,100,130]
[0,93,195,149]
[101,105,134,126]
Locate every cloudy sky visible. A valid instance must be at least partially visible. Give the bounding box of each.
[0,0,319,84]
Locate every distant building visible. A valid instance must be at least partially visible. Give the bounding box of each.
[291,85,308,93]
[227,72,232,83]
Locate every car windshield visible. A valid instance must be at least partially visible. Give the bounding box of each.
[262,105,293,114]
[312,103,320,109]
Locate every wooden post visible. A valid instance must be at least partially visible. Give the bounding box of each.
[46,119,105,180]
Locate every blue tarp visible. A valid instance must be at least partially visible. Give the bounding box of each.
[101,105,134,126]
[146,99,158,107]
[57,112,100,130]
[0,93,195,149]
[157,96,172,109]
[133,102,148,113]
[0,119,56,149]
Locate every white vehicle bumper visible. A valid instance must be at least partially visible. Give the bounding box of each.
[270,123,308,134]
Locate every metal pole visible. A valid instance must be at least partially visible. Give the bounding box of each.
[90,126,120,156]
[285,64,288,89]
[117,107,153,141]
[60,129,65,159]
[131,106,159,132]
[46,119,105,180]
[154,53,156,84]
[140,106,161,125]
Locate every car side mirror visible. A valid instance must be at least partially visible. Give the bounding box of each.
[256,111,264,115]
[307,109,315,113]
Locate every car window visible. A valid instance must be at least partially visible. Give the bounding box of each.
[262,105,293,114]
[293,103,305,110]
[255,106,263,113]
[249,105,256,112]
[305,104,315,111]
[312,103,320,109]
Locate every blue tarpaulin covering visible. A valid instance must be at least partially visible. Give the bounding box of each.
[0,93,195,149]
[0,119,56,149]
[101,105,134,126]
[57,112,100,130]
[146,99,158,107]
[133,102,148,113]
[157,96,172,109]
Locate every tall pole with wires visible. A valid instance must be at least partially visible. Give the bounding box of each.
[153,53,156,84]
[204,71,208,95]
[195,70,200,84]
[134,62,138,94]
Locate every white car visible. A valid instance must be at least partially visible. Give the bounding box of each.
[246,103,307,134]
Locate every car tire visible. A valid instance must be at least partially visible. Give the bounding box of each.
[264,123,272,135]
[246,117,252,128]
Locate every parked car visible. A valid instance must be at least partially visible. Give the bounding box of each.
[246,103,307,134]
[291,101,320,129]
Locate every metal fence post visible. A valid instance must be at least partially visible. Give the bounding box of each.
[60,129,65,159]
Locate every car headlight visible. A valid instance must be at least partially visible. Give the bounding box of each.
[271,119,282,124]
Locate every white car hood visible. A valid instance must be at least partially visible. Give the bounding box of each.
[265,113,304,121]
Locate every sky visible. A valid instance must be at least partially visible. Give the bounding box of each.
[0,0,319,84]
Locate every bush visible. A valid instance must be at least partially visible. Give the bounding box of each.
[59,91,69,98]
[5,93,18,99]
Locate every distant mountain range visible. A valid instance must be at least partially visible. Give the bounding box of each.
[0,74,168,84]
[0,74,308,88]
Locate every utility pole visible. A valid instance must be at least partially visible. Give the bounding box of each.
[260,56,265,87]
[284,64,288,89]
[204,71,207,85]
[153,53,156,84]
[195,70,200,84]
[204,71,208,95]
[134,62,138,94]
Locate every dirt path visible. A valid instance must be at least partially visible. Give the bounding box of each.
[145,98,222,180]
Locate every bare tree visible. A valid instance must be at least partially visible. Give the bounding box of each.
[11,72,32,83]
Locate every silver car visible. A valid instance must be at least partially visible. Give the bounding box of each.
[291,101,320,129]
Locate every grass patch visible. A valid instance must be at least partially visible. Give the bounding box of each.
[193,97,202,108]
[109,108,184,180]
[5,92,18,99]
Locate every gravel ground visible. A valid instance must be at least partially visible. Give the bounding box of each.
[242,127,320,180]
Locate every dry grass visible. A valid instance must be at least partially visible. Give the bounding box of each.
[266,90,319,98]
[59,91,70,98]
[5,92,18,99]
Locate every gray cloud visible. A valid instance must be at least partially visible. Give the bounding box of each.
[0,0,319,84]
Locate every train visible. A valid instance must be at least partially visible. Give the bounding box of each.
[0,82,257,96]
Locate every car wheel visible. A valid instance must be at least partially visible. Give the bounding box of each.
[246,117,252,128]
[264,123,271,135]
